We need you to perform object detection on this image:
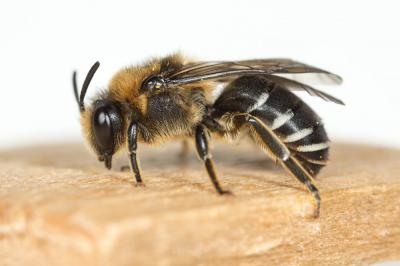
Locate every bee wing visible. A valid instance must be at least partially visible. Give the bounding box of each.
[165,59,343,104]
[264,74,344,105]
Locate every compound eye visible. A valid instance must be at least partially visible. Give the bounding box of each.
[93,108,114,151]
[141,75,164,93]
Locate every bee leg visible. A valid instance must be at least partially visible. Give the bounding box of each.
[244,114,320,217]
[195,124,231,195]
[127,122,143,184]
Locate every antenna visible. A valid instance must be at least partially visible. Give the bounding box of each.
[72,61,100,112]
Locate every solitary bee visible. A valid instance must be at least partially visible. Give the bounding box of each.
[73,53,343,217]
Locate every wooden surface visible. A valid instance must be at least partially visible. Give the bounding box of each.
[0,141,399,266]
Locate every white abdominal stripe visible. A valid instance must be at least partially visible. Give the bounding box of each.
[246,92,269,113]
[269,111,328,153]
[296,142,329,152]
[271,109,294,130]
[284,127,314,143]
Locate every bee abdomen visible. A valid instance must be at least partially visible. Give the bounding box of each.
[283,122,329,175]
[251,86,329,176]
[213,75,330,176]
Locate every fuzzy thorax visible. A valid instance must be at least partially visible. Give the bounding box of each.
[107,53,188,116]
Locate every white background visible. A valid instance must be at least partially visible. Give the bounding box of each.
[0,1,399,265]
[0,0,399,150]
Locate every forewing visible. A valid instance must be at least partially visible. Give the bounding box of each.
[167,59,342,84]
[165,59,343,104]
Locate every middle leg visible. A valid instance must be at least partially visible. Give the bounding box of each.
[195,124,231,195]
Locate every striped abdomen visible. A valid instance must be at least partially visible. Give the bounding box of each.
[213,76,329,176]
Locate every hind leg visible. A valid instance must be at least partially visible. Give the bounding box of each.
[240,113,321,217]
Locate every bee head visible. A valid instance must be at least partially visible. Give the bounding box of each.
[73,62,125,170]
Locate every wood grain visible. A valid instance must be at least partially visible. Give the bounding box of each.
[0,141,399,266]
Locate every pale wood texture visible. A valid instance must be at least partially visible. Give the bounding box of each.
[0,141,399,266]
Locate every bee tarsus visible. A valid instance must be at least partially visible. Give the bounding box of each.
[128,122,142,184]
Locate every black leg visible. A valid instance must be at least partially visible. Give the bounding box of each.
[245,114,321,217]
[195,124,231,195]
[127,122,143,184]
[281,157,321,217]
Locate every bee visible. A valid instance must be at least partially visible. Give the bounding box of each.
[72,53,343,217]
